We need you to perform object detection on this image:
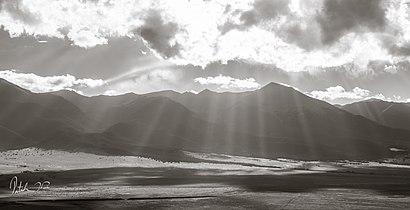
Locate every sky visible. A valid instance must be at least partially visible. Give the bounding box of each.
[0,0,410,104]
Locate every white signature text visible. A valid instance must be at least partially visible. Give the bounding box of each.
[9,176,51,194]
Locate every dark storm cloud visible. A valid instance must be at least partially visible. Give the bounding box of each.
[138,10,180,59]
[317,0,386,45]
[240,0,289,26]
[220,0,289,34]
[275,20,322,50]
[220,0,389,51]
[0,0,39,25]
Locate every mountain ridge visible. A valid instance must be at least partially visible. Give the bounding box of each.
[1,79,410,160]
[342,99,410,131]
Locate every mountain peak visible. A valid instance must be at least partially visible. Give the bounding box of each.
[142,90,180,98]
[52,89,84,97]
[261,82,291,89]
[198,89,216,95]
[258,82,293,94]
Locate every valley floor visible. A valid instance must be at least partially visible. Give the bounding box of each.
[0,148,410,209]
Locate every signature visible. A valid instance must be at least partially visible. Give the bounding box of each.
[9,176,51,194]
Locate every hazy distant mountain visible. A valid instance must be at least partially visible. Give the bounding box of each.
[0,79,89,144]
[2,79,410,160]
[51,90,138,126]
[143,89,252,122]
[342,99,410,131]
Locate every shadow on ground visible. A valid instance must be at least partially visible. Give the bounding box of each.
[1,166,410,197]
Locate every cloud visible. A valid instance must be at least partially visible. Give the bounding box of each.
[0,0,409,75]
[309,85,410,103]
[384,64,399,74]
[0,0,150,46]
[103,89,119,96]
[389,43,410,56]
[138,10,180,58]
[75,78,105,88]
[0,0,40,25]
[274,17,322,50]
[105,68,180,94]
[310,86,370,101]
[194,74,260,90]
[317,0,387,45]
[67,29,108,48]
[364,94,410,103]
[239,0,290,27]
[220,0,295,34]
[188,90,198,94]
[0,69,105,93]
[134,69,178,85]
[367,93,386,101]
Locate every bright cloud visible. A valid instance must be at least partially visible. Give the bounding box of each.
[103,90,120,96]
[384,64,399,74]
[188,90,198,94]
[194,75,260,90]
[0,70,105,93]
[134,69,177,84]
[310,86,370,101]
[308,86,407,103]
[368,93,387,100]
[1,0,410,73]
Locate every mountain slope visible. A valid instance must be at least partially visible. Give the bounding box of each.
[0,79,90,147]
[0,125,29,150]
[342,99,410,131]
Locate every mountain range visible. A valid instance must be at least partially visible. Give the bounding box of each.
[1,78,410,161]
